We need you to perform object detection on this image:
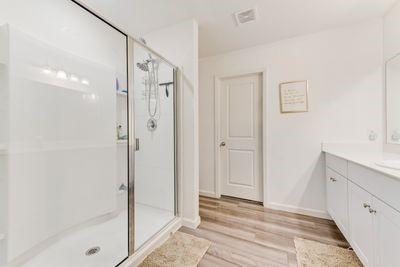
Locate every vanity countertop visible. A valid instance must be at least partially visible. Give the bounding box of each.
[322,142,400,181]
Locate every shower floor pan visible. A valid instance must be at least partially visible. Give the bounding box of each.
[20,203,174,267]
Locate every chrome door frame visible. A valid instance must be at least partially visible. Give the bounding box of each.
[127,37,135,256]
[127,38,179,253]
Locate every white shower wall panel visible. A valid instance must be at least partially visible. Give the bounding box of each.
[1,25,118,261]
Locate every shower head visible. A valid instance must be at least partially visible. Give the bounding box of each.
[136,62,149,72]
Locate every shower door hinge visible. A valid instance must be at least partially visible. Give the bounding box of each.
[135,138,140,151]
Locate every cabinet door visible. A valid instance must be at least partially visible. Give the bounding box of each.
[373,197,400,267]
[326,167,348,235]
[349,182,374,266]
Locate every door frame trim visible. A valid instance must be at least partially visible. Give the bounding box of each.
[214,69,267,205]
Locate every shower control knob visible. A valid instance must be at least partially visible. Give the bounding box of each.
[220,142,226,147]
[369,208,377,214]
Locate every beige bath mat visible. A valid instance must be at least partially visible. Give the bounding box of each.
[294,238,362,267]
[139,231,211,267]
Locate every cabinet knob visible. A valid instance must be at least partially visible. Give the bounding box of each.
[330,177,337,182]
[363,203,371,208]
[220,141,226,147]
[368,208,377,214]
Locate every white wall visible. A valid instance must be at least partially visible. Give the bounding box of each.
[144,19,200,227]
[199,19,383,217]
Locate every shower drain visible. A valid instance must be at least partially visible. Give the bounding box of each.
[85,246,101,256]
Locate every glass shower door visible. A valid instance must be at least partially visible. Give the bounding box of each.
[132,41,177,249]
[0,0,129,266]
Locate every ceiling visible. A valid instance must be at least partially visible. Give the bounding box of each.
[80,0,398,58]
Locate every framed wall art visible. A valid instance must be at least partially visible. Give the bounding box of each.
[279,80,309,113]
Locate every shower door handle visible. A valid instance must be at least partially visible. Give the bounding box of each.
[135,138,140,151]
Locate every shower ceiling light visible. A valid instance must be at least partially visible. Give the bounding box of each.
[81,78,90,86]
[56,70,68,79]
[70,74,79,82]
[42,66,52,75]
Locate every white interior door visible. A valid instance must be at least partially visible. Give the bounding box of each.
[218,73,263,202]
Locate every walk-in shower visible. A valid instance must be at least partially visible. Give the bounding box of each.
[0,0,177,266]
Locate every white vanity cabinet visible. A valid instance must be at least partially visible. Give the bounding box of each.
[326,167,349,236]
[325,153,400,267]
[348,181,374,266]
[373,197,400,267]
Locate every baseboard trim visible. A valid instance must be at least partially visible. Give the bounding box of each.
[265,202,331,220]
[120,217,182,267]
[181,215,201,229]
[199,190,218,198]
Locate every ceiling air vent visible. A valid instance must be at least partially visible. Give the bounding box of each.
[234,8,258,26]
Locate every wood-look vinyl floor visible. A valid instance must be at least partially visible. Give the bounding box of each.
[179,196,349,267]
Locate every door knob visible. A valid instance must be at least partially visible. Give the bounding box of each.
[220,142,226,147]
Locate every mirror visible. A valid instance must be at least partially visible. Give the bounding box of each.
[386,53,400,144]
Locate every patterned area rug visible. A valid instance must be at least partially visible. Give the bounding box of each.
[294,238,363,267]
[139,231,211,267]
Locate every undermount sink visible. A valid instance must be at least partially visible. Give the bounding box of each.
[375,160,400,170]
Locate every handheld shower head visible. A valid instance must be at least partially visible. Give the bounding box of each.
[136,62,149,72]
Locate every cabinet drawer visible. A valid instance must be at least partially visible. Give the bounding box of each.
[326,168,348,236]
[326,154,347,177]
[348,162,400,212]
